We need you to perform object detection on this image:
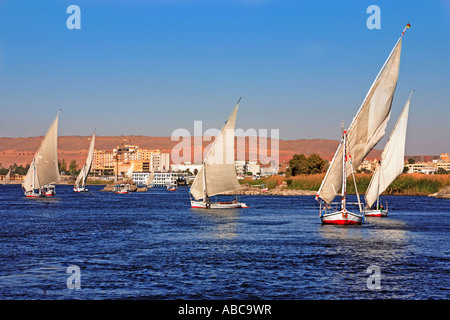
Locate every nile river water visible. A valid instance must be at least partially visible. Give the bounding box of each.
[0,184,448,299]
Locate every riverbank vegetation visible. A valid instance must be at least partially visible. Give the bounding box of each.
[241,173,450,196]
[241,153,450,196]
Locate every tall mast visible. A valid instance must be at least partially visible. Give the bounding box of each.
[376,161,381,209]
[32,158,36,191]
[346,24,409,134]
[199,97,241,202]
[316,24,409,206]
[348,150,362,212]
[202,162,207,200]
[341,131,347,211]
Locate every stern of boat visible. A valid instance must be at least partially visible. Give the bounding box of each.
[191,200,207,209]
[320,209,363,225]
[364,209,388,217]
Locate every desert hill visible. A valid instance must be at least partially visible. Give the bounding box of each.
[0,135,381,168]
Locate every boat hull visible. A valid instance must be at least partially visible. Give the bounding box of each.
[191,200,248,209]
[73,187,89,192]
[25,188,55,197]
[25,192,45,198]
[320,209,363,225]
[364,209,388,217]
[43,185,56,197]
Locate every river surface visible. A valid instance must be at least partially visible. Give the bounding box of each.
[0,184,448,300]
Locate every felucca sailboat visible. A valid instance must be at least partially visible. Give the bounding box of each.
[3,169,11,185]
[364,91,413,217]
[145,170,154,188]
[74,131,96,192]
[189,98,248,209]
[22,110,61,197]
[316,25,410,225]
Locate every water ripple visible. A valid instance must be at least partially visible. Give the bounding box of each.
[0,185,448,299]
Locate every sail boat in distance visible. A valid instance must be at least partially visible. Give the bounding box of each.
[316,25,410,225]
[145,170,154,189]
[22,110,61,197]
[189,98,248,209]
[3,169,11,185]
[364,91,413,217]
[74,131,96,192]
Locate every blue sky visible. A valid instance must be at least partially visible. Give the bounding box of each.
[0,0,449,155]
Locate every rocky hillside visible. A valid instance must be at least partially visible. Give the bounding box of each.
[0,135,382,168]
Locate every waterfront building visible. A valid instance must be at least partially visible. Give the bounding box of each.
[91,149,115,175]
[404,155,440,163]
[357,159,378,173]
[91,145,169,176]
[235,160,260,176]
[247,161,261,176]
[405,152,450,174]
[406,163,437,174]
[171,162,203,174]
[171,161,260,177]
[132,172,187,187]
[437,162,450,172]
[0,174,26,182]
[405,162,450,174]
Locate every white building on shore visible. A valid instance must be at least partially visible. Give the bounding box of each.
[132,172,187,187]
[171,162,203,174]
[172,161,260,176]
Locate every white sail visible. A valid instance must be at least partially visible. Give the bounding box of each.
[145,171,154,186]
[3,169,11,184]
[190,99,242,200]
[317,36,403,205]
[75,132,96,188]
[22,111,61,192]
[126,163,134,180]
[365,93,412,208]
[22,159,37,191]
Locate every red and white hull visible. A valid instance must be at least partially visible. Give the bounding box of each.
[320,209,363,225]
[25,189,55,197]
[364,209,388,217]
[115,190,129,194]
[25,191,44,198]
[73,187,89,193]
[191,200,248,209]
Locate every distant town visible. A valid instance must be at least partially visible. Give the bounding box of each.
[359,153,450,174]
[86,143,274,187]
[1,140,449,185]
